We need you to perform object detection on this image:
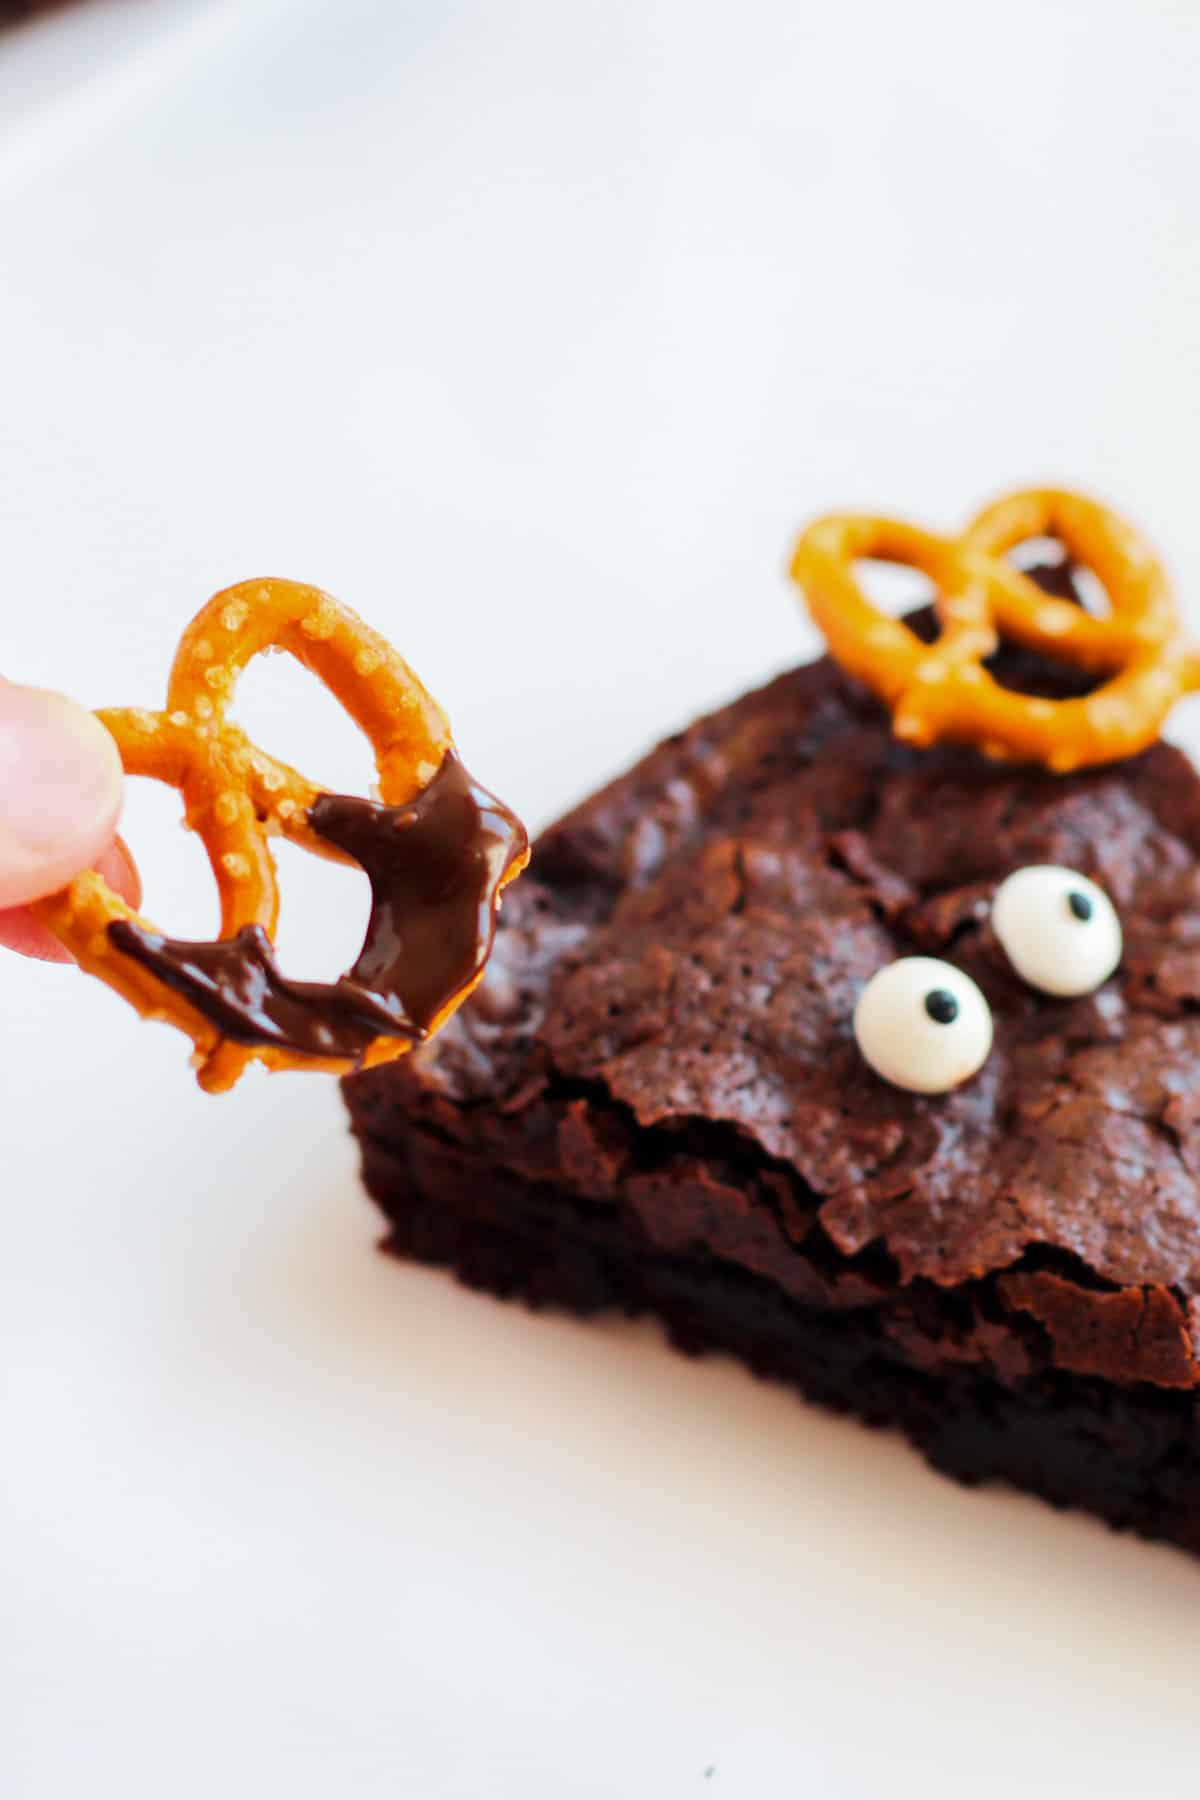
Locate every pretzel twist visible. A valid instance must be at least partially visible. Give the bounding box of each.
[32,580,524,1092]
[790,488,1200,771]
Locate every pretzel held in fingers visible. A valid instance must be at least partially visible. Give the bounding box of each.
[33,580,528,1092]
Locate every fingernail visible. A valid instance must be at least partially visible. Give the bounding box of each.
[0,686,122,903]
[96,834,142,909]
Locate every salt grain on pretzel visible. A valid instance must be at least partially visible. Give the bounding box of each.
[33,580,529,1092]
[790,487,1200,770]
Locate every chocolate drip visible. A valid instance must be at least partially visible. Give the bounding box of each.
[307,752,528,1033]
[107,920,405,1058]
[109,751,528,1063]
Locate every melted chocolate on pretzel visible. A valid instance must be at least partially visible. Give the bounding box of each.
[109,751,528,1061]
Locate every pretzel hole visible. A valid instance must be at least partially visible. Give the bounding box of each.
[854,559,935,616]
[982,621,1104,704]
[1067,565,1110,618]
[269,838,373,983]
[119,777,221,939]
[234,652,378,803]
[1008,536,1112,617]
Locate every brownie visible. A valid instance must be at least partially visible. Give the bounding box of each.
[345,583,1200,1554]
[0,2,68,20]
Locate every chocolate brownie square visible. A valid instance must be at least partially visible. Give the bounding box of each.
[345,590,1200,1554]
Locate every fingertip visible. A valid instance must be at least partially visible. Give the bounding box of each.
[0,836,141,964]
[0,907,74,961]
[0,687,123,907]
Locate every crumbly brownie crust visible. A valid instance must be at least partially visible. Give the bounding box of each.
[346,596,1200,1552]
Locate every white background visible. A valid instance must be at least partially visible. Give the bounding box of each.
[3,1,1200,1794]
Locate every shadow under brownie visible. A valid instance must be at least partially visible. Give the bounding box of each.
[345,605,1200,1554]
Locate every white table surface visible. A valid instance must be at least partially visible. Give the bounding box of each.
[4,2,1200,1794]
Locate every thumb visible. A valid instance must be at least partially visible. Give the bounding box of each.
[0,682,123,908]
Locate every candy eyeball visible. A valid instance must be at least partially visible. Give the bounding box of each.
[853,957,994,1095]
[991,865,1122,998]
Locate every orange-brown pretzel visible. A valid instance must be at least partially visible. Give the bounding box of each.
[32,580,527,1093]
[789,488,1200,771]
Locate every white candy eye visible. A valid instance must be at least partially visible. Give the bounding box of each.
[853,957,994,1095]
[991,865,1122,997]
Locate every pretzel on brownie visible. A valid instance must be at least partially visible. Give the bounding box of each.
[790,488,1200,772]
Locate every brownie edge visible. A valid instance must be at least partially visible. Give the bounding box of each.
[345,635,1200,1555]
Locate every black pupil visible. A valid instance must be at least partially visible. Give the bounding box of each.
[1067,890,1093,922]
[924,988,959,1025]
